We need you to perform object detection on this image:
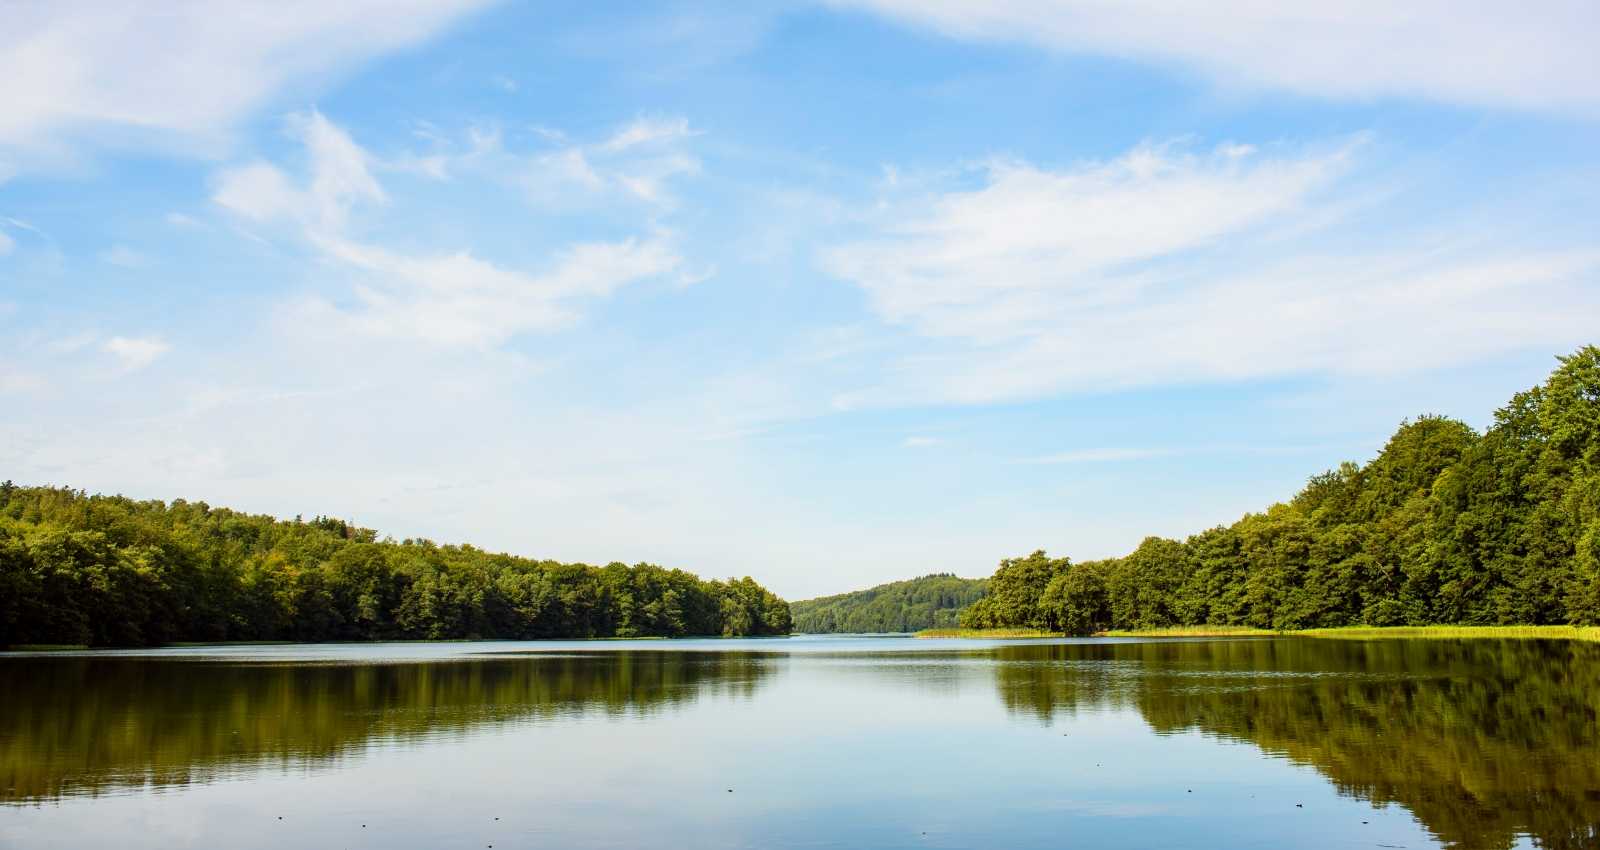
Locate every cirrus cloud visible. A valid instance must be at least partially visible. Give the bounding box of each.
[823,138,1600,406]
[831,0,1600,115]
[0,0,495,159]
[213,112,683,348]
[102,335,171,371]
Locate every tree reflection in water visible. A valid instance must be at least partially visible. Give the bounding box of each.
[0,650,775,803]
[989,638,1600,850]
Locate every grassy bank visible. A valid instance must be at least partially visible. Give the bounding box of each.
[917,626,1272,639]
[1098,626,1279,638]
[1296,625,1600,642]
[916,628,1062,639]
[916,625,1600,642]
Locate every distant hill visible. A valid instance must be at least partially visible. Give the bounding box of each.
[792,574,988,633]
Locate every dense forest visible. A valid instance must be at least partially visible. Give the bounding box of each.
[962,346,1600,634]
[0,486,791,647]
[791,573,988,633]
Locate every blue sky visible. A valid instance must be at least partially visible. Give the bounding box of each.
[3,1,1597,598]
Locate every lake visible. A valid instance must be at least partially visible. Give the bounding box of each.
[2,635,1597,849]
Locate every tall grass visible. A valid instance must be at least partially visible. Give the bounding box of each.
[916,625,1600,641]
[916,628,1062,639]
[1097,626,1278,638]
[1297,625,1600,642]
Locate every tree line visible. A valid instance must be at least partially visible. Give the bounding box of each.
[791,573,988,633]
[0,486,791,647]
[962,346,1600,633]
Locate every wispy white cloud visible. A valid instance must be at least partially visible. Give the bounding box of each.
[911,250,1600,405]
[1018,447,1172,465]
[831,0,1600,114]
[600,117,697,152]
[902,435,943,448]
[213,111,385,230]
[378,122,503,182]
[1016,441,1380,466]
[0,216,47,255]
[164,212,206,229]
[102,335,170,371]
[527,147,607,196]
[826,139,1355,342]
[295,111,387,228]
[2,217,45,235]
[379,116,702,210]
[100,245,147,268]
[525,118,701,208]
[0,1,494,160]
[309,234,679,346]
[213,112,682,347]
[212,162,308,223]
[824,138,1600,405]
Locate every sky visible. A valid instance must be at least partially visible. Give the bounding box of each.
[2,1,1597,599]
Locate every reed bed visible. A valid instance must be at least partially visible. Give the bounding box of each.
[916,624,1600,641]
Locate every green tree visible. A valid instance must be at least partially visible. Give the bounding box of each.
[953,348,1600,634]
[0,486,791,646]
[1039,561,1110,635]
[959,551,1066,629]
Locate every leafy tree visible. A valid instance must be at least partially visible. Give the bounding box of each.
[959,347,1600,633]
[1039,561,1110,635]
[959,551,1066,630]
[790,574,988,633]
[0,487,791,646]
[1107,537,1188,630]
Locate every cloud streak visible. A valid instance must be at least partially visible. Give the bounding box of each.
[102,335,171,371]
[1019,448,1173,465]
[825,138,1600,405]
[0,0,493,158]
[311,234,679,346]
[826,140,1355,343]
[213,112,682,348]
[831,0,1600,114]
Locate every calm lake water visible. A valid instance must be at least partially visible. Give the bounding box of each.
[2,635,1597,850]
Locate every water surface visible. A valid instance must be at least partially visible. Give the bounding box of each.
[2,635,1597,849]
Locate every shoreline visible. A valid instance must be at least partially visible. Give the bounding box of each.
[916,625,1600,641]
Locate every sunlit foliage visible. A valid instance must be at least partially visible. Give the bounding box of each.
[964,346,1600,634]
[791,574,987,633]
[0,488,790,646]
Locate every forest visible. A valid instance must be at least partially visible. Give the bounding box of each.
[0,487,791,647]
[961,346,1600,634]
[791,573,988,633]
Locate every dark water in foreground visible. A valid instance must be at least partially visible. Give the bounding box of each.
[1,636,1597,850]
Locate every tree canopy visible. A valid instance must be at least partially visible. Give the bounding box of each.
[791,573,988,633]
[0,488,790,647]
[962,346,1600,634]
